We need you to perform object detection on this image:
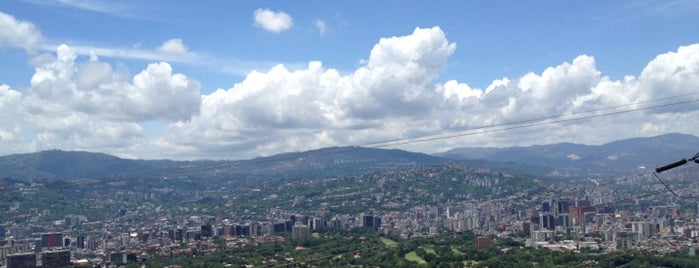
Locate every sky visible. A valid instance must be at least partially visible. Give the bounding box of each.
[1,0,698,160]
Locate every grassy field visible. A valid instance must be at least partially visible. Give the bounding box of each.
[380,237,398,248]
[422,244,437,255]
[404,251,427,264]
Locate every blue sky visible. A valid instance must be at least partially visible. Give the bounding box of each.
[1,0,698,159]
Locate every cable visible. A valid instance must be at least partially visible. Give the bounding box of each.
[652,172,683,198]
[169,151,699,267]
[652,170,699,201]
[363,92,698,148]
[2,94,697,266]
[374,99,697,148]
[576,158,699,265]
[54,96,699,188]
[651,151,699,199]
[257,172,676,268]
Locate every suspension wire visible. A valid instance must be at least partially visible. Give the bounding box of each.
[653,172,684,198]
[47,96,699,189]
[370,98,698,148]
[568,169,699,267]
[266,168,681,267]
[363,92,698,148]
[3,96,699,265]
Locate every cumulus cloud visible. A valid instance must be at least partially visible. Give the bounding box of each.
[157,27,458,158]
[157,38,188,54]
[0,11,42,51]
[2,21,699,160]
[28,45,201,122]
[253,8,293,33]
[636,44,699,110]
[0,84,23,146]
[0,44,202,157]
[158,28,699,159]
[344,27,456,119]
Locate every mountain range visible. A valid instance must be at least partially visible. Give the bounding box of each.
[0,133,696,181]
[438,133,699,175]
[0,146,444,182]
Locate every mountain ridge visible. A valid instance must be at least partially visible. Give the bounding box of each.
[0,147,445,182]
[437,133,699,174]
[1,133,697,181]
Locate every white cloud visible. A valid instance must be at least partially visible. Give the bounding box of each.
[315,20,327,35]
[340,27,456,119]
[0,44,203,157]
[27,44,201,122]
[0,84,23,145]
[637,44,699,110]
[253,8,293,33]
[2,20,699,160]
[157,38,188,54]
[157,27,459,158]
[158,28,699,159]
[0,11,42,52]
[40,42,199,63]
[37,42,289,78]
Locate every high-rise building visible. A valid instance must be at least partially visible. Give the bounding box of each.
[557,199,571,214]
[6,252,36,268]
[201,225,213,237]
[250,222,262,236]
[111,252,137,265]
[237,224,250,236]
[273,222,286,234]
[176,229,184,241]
[292,224,310,240]
[86,236,98,251]
[540,214,555,230]
[541,201,551,213]
[222,224,233,237]
[285,220,293,233]
[363,215,382,231]
[557,213,571,228]
[330,217,342,229]
[309,217,326,230]
[41,250,71,268]
[41,233,63,249]
[76,235,85,249]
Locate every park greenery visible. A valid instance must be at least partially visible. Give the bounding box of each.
[128,228,699,268]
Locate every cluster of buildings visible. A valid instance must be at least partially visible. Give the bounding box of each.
[2,165,699,266]
[0,209,384,267]
[1,232,73,268]
[523,198,699,253]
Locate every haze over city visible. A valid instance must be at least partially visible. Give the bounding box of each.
[1,0,698,160]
